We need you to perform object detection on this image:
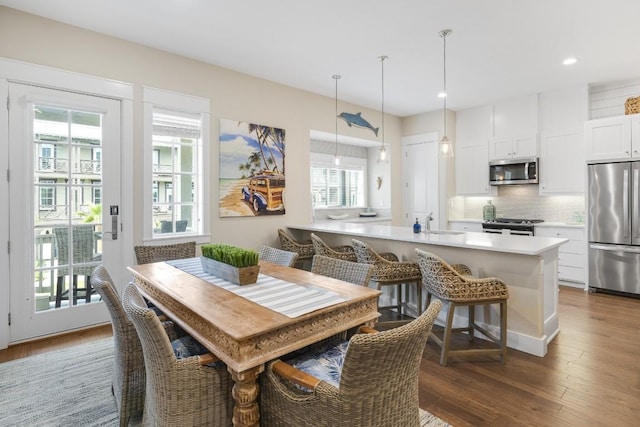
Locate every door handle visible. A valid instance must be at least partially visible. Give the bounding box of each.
[623,169,629,238]
[103,205,119,240]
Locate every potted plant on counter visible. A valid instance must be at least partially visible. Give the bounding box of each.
[201,243,260,285]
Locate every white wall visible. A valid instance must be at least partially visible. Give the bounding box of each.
[0,6,401,252]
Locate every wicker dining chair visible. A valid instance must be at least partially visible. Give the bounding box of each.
[258,245,299,267]
[311,233,399,263]
[415,248,509,366]
[122,283,233,427]
[351,239,423,325]
[311,255,373,287]
[277,228,315,269]
[134,241,196,265]
[90,266,179,427]
[260,299,443,427]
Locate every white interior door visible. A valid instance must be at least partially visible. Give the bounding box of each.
[403,139,439,229]
[8,83,122,342]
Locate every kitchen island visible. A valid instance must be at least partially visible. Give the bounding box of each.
[287,222,568,357]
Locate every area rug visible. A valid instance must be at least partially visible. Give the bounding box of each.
[0,338,450,426]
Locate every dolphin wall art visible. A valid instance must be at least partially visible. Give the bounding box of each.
[338,112,379,136]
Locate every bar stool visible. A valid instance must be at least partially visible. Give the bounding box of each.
[277,228,315,269]
[351,239,422,326]
[311,233,399,263]
[415,248,509,366]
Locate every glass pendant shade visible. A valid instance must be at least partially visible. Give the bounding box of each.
[377,56,389,164]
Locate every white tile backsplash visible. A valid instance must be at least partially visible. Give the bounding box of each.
[451,186,585,223]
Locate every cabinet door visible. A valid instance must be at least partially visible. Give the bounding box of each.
[585,116,632,161]
[632,116,640,158]
[455,144,494,195]
[489,138,514,159]
[512,134,538,158]
[539,130,584,194]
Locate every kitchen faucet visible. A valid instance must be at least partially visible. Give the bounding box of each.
[425,212,434,232]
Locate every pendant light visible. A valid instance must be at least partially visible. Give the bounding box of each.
[333,74,341,166]
[377,55,389,163]
[439,29,453,158]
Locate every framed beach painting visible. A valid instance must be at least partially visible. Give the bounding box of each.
[219,119,286,217]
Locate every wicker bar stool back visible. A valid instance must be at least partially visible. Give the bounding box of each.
[258,245,299,267]
[277,228,314,269]
[351,239,422,326]
[134,241,196,265]
[311,233,357,262]
[122,283,233,427]
[415,248,509,366]
[260,299,443,427]
[311,255,373,287]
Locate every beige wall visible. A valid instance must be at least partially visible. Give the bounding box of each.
[0,6,403,250]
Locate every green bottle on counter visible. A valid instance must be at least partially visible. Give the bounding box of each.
[483,200,496,221]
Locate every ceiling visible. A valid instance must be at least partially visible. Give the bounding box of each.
[2,0,640,117]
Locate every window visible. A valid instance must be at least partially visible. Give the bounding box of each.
[38,179,55,211]
[143,88,210,240]
[311,154,366,208]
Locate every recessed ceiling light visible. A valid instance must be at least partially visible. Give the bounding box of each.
[563,57,577,66]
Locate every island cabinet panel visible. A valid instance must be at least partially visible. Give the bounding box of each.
[536,226,585,286]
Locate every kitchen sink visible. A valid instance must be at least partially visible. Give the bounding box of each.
[425,230,465,235]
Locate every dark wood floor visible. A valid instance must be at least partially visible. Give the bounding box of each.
[419,286,640,426]
[1,286,639,426]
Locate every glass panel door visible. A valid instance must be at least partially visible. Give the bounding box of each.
[9,83,121,341]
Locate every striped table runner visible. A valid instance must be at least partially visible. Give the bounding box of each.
[166,257,348,318]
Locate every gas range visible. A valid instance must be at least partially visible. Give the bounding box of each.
[482,218,544,236]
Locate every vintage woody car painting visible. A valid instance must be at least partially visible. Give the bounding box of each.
[219,119,286,217]
[241,170,285,213]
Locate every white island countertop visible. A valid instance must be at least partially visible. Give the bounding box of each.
[290,222,567,256]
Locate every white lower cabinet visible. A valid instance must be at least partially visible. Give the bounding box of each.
[536,226,585,285]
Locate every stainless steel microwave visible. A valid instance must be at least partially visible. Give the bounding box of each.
[489,157,538,185]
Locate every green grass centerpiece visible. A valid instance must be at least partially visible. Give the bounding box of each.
[201,243,260,285]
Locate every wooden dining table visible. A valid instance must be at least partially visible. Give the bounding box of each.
[128,259,381,427]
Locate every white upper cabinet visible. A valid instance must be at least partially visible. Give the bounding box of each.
[538,85,588,194]
[455,105,495,195]
[489,94,539,160]
[585,114,640,161]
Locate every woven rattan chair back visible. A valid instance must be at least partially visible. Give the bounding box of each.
[415,248,509,365]
[90,266,144,427]
[134,241,196,265]
[277,229,314,260]
[311,255,373,287]
[261,299,443,427]
[259,245,299,267]
[122,283,233,426]
[310,233,357,262]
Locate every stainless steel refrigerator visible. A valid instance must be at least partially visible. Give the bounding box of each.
[588,161,640,295]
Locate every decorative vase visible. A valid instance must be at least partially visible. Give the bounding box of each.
[200,256,260,286]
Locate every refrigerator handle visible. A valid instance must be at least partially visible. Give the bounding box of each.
[634,167,640,239]
[590,243,640,254]
[623,169,629,238]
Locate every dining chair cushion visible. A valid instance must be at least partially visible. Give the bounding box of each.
[285,340,350,389]
[171,336,223,368]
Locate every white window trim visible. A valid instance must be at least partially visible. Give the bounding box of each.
[142,86,211,244]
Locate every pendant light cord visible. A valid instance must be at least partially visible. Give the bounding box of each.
[333,74,340,159]
[442,32,447,132]
[380,56,387,148]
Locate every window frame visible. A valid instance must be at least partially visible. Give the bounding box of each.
[142,87,210,243]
